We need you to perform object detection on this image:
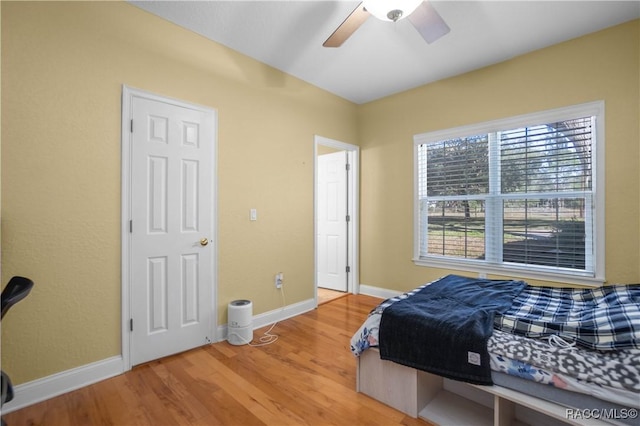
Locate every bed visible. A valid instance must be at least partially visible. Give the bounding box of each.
[351,275,640,426]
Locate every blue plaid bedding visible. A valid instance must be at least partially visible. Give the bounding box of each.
[495,284,640,351]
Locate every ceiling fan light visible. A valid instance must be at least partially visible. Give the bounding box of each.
[363,0,423,22]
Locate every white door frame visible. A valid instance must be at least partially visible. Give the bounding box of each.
[314,135,360,301]
[121,85,218,370]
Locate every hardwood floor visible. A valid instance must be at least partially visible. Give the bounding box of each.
[317,288,347,305]
[4,295,432,426]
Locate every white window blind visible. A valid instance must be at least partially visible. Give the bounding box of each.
[414,102,603,283]
[417,136,489,260]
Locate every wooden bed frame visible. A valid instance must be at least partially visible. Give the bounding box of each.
[356,348,614,426]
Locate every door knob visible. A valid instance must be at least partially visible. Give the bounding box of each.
[200,238,209,246]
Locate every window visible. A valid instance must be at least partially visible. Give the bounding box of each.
[413,102,604,284]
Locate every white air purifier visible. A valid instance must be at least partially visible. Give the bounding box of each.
[227,299,253,345]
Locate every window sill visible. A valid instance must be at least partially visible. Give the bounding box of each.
[412,257,605,287]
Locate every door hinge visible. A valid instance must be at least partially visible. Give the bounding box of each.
[129,220,133,233]
[345,163,351,171]
[346,215,351,222]
[130,318,133,331]
[346,266,351,273]
[130,119,134,133]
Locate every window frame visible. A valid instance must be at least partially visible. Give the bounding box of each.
[413,101,605,286]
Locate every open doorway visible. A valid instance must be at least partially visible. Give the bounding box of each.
[314,136,359,306]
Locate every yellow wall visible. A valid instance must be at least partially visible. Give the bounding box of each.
[1,1,357,384]
[358,20,640,291]
[2,1,639,389]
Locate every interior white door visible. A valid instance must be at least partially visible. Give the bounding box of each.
[317,151,348,291]
[129,94,215,366]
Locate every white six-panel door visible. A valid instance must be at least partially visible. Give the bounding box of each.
[317,151,348,292]
[128,92,215,366]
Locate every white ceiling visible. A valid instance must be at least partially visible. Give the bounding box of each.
[130,0,640,104]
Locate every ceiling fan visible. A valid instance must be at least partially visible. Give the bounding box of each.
[323,0,450,47]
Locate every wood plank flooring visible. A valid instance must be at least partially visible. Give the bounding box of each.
[317,288,347,305]
[4,295,433,426]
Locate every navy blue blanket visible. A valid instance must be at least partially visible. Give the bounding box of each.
[379,275,526,385]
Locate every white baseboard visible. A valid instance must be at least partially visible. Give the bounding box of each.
[3,297,317,413]
[358,284,402,300]
[2,355,124,414]
[216,297,316,342]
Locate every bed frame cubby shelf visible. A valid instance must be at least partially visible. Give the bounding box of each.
[356,349,612,426]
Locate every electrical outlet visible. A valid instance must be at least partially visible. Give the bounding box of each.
[275,272,283,289]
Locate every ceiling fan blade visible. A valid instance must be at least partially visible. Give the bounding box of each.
[408,1,450,44]
[323,3,370,48]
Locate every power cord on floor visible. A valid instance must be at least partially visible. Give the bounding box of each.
[228,284,287,347]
